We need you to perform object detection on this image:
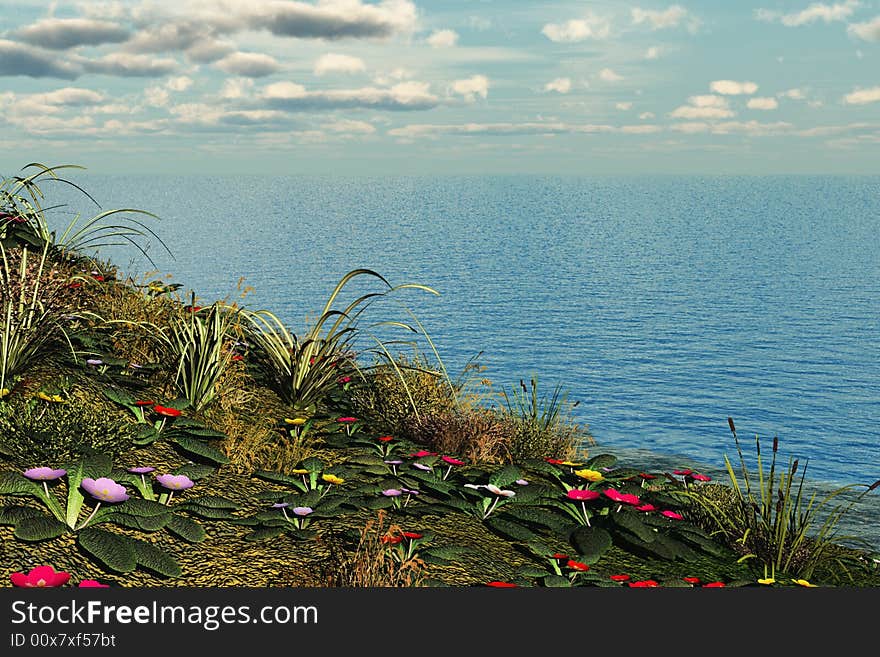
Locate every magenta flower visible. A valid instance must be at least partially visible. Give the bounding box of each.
[567,489,601,501]
[409,450,437,458]
[78,580,110,588]
[673,469,693,476]
[10,566,70,588]
[636,503,658,512]
[337,416,357,423]
[692,473,712,482]
[441,456,465,466]
[81,477,129,503]
[23,467,66,481]
[661,510,684,520]
[155,474,194,491]
[382,489,403,497]
[401,487,420,495]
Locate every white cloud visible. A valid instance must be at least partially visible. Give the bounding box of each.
[215,52,281,78]
[747,97,779,110]
[427,29,459,47]
[14,17,129,50]
[314,53,367,76]
[373,68,411,86]
[451,75,489,102]
[166,76,193,92]
[843,86,880,105]
[544,77,572,93]
[144,86,170,107]
[0,39,81,79]
[778,88,806,100]
[755,1,859,27]
[83,52,178,77]
[645,46,661,60]
[31,87,105,106]
[323,119,376,134]
[631,5,699,31]
[710,80,758,95]
[388,122,617,138]
[542,16,610,42]
[599,68,623,82]
[616,101,633,110]
[639,112,655,119]
[670,95,734,119]
[621,124,661,134]
[220,78,254,99]
[263,80,439,111]
[848,16,880,41]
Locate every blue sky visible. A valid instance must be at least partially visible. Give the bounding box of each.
[0,0,878,174]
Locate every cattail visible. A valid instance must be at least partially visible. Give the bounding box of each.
[791,460,799,476]
[772,436,778,453]
[727,417,736,433]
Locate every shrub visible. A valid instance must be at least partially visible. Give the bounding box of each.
[403,407,516,464]
[0,393,139,463]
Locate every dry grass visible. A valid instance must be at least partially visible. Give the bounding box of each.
[319,510,428,587]
[403,406,516,464]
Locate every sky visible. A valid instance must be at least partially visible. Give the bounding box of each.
[0,0,878,175]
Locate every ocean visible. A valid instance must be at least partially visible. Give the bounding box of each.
[47,173,880,549]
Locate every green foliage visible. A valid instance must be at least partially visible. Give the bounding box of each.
[677,418,880,582]
[0,453,237,578]
[0,394,139,463]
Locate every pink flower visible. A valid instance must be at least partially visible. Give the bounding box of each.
[23,467,66,481]
[691,473,712,482]
[441,456,465,466]
[566,489,601,501]
[10,566,71,588]
[78,580,110,588]
[673,469,693,476]
[337,417,358,423]
[409,450,437,458]
[661,510,683,520]
[604,489,641,505]
[81,477,129,503]
[636,503,657,512]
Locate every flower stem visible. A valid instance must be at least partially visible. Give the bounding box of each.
[166,491,174,506]
[75,502,102,531]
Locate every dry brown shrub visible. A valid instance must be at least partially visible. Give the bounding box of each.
[403,407,515,464]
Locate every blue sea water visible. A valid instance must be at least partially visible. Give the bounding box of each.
[47,174,880,549]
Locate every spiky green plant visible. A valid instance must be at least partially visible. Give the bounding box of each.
[243,268,439,418]
[1,162,171,267]
[678,417,880,582]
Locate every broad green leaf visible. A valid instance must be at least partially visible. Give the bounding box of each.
[569,525,613,562]
[612,511,658,544]
[109,511,171,532]
[652,533,700,561]
[422,546,472,562]
[13,513,66,541]
[78,527,137,573]
[134,425,160,446]
[542,574,572,587]
[132,538,181,578]
[489,465,523,488]
[485,517,539,542]
[586,454,618,470]
[171,435,229,464]
[505,506,572,533]
[184,495,239,510]
[119,498,172,517]
[173,463,216,480]
[0,471,42,496]
[102,386,135,407]
[176,505,237,519]
[254,470,303,486]
[170,425,227,440]
[517,566,552,578]
[300,457,324,473]
[0,505,45,524]
[521,458,565,477]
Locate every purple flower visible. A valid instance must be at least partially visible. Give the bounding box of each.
[272,502,290,508]
[126,467,155,474]
[401,487,420,495]
[515,479,529,486]
[413,463,432,471]
[23,467,66,481]
[384,459,404,465]
[81,477,129,503]
[382,489,403,497]
[86,359,103,366]
[292,506,313,516]
[155,474,194,490]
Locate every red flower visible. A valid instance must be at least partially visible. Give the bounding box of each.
[566,560,590,572]
[610,574,631,582]
[10,565,71,588]
[545,458,565,465]
[638,473,657,480]
[604,489,641,505]
[628,579,660,588]
[409,450,437,458]
[377,435,394,442]
[636,503,657,512]
[134,400,155,406]
[402,532,423,540]
[703,582,726,588]
[683,577,702,584]
[381,535,404,545]
[92,274,105,282]
[66,282,83,289]
[691,473,712,482]
[486,581,518,588]
[153,405,182,417]
[231,354,244,362]
[337,417,357,423]
[552,553,569,561]
[185,305,202,313]
[661,510,683,520]
[338,376,351,384]
[78,580,110,588]
[673,469,693,476]
[441,456,465,466]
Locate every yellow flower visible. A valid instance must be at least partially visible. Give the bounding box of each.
[321,474,345,485]
[792,579,817,587]
[291,469,309,475]
[0,388,9,398]
[573,468,604,483]
[284,417,308,425]
[36,392,65,403]
[559,461,583,467]
[757,577,775,585]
